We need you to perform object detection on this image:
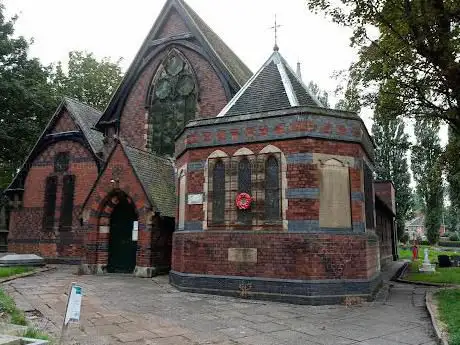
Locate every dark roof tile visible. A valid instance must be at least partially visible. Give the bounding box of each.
[123,144,176,218]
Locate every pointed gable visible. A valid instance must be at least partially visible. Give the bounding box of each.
[218,51,322,117]
[5,98,103,192]
[96,0,252,129]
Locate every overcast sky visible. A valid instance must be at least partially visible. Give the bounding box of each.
[3,0,448,146]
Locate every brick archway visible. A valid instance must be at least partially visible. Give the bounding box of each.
[94,189,139,272]
[99,190,139,273]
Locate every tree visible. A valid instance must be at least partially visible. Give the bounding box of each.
[335,73,361,113]
[306,0,460,133]
[51,51,123,110]
[308,81,330,108]
[0,3,58,189]
[411,119,443,244]
[372,83,413,240]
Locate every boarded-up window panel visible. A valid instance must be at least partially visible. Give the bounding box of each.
[265,156,281,220]
[319,160,351,228]
[43,176,58,231]
[59,175,75,231]
[237,158,252,223]
[212,160,225,224]
[364,164,375,229]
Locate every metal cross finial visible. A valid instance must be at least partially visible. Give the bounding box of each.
[270,15,282,51]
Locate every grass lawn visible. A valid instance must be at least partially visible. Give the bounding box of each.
[436,289,460,345]
[0,288,27,325]
[399,245,459,263]
[0,266,34,278]
[404,262,460,284]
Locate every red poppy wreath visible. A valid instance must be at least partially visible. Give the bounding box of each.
[236,192,252,210]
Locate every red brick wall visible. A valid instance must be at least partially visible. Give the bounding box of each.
[82,143,152,268]
[157,9,189,39]
[181,139,366,226]
[9,140,99,260]
[375,182,396,214]
[172,232,378,280]
[50,110,78,133]
[119,20,228,150]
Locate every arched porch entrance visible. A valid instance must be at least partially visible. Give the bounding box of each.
[107,193,138,273]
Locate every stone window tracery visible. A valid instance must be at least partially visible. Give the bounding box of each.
[147,50,198,156]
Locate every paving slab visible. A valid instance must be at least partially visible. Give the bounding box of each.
[2,265,439,345]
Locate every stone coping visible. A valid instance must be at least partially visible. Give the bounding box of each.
[0,267,55,285]
[426,290,449,345]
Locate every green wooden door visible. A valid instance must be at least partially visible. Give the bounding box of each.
[108,198,137,273]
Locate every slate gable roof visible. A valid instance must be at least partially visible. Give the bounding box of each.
[218,51,322,117]
[122,144,176,218]
[5,98,103,192]
[64,98,104,153]
[179,0,252,87]
[96,0,252,129]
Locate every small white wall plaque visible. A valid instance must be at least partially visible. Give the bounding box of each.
[187,193,203,205]
[132,221,139,241]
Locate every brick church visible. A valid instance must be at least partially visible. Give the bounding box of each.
[4,0,398,304]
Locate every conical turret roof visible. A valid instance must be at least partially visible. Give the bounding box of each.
[218,50,323,117]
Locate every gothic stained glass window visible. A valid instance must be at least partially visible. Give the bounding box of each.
[265,156,280,220]
[237,158,252,223]
[43,176,58,231]
[59,175,76,231]
[212,160,225,224]
[148,50,198,156]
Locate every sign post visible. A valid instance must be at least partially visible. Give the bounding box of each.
[59,282,83,345]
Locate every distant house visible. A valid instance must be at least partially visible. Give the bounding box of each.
[405,214,446,241]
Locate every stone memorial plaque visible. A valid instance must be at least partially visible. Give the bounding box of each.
[187,193,203,205]
[228,248,257,263]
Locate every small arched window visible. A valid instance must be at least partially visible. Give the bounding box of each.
[212,160,225,224]
[265,156,280,220]
[237,158,252,223]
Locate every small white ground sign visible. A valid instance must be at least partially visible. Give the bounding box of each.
[64,283,82,325]
[132,221,139,241]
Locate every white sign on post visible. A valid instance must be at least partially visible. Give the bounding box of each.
[59,282,83,345]
[132,221,139,241]
[64,283,82,325]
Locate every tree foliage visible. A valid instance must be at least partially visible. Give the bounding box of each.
[372,82,413,240]
[0,2,125,190]
[411,119,443,244]
[306,0,460,133]
[0,3,58,189]
[308,81,330,108]
[51,51,123,111]
[335,76,361,113]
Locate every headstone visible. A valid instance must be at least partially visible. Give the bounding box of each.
[450,255,460,267]
[0,254,45,267]
[419,248,435,273]
[438,255,452,268]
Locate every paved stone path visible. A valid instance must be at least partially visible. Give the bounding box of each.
[3,266,438,345]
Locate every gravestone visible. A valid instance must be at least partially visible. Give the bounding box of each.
[0,254,44,267]
[451,256,460,267]
[438,255,452,268]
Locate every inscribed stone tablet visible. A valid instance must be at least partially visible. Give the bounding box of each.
[228,248,257,263]
[187,193,203,205]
